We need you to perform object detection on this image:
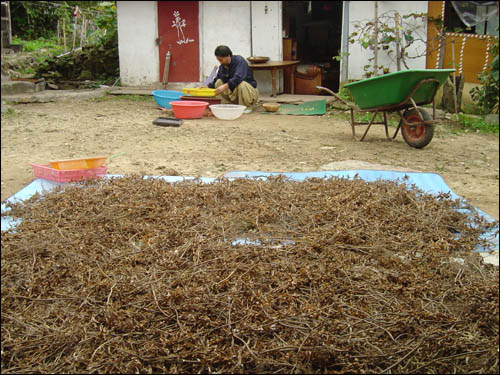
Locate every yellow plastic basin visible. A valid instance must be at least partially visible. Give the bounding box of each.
[182,88,217,97]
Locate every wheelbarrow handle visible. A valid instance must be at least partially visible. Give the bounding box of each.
[316,86,353,107]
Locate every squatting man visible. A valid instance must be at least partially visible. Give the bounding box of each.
[202,45,259,113]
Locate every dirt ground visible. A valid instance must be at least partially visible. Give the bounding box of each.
[1,94,499,220]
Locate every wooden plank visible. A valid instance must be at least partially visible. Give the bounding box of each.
[441,33,497,84]
[425,1,444,70]
[426,2,498,84]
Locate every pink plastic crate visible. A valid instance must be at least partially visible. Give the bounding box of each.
[31,163,107,183]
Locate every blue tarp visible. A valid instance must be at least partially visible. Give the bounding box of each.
[1,170,498,252]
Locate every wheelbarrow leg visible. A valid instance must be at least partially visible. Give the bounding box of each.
[350,108,356,138]
[368,111,392,140]
[391,111,404,139]
[317,85,392,142]
[351,110,380,141]
[359,111,379,141]
[351,110,392,142]
[382,112,390,139]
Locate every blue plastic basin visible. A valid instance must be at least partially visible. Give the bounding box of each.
[152,90,185,109]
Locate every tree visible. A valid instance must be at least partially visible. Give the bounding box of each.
[10,1,108,40]
[336,10,440,78]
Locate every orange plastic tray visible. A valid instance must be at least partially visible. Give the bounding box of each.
[49,156,107,170]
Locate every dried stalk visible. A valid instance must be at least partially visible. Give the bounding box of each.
[1,175,498,374]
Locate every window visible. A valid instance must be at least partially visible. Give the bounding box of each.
[475,5,499,35]
[445,1,499,36]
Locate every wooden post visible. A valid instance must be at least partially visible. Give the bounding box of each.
[395,12,401,71]
[80,14,85,48]
[72,18,77,50]
[437,31,445,69]
[451,39,458,114]
[57,20,60,45]
[374,1,379,76]
[162,51,171,89]
[7,1,11,45]
[63,19,66,52]
[83,17,87,46]
[1,1,12,48]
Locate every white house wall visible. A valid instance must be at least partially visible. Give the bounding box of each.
[201,1,281,95]
[200,1,252,83]
[347,1,428,80]
[251,1,282,94]
[117,1,159,86]
[116,1,282,93]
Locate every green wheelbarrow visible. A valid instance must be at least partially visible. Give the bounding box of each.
[318,69,455,149]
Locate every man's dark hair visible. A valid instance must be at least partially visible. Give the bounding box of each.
[214,45,232,57]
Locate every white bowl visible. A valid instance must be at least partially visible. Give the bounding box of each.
[209,104,246,120]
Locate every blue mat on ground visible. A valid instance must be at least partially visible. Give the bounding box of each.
[1,170,498,252]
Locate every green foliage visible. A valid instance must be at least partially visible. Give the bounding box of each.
[85,2,118,46]
[11,1,120,84]
[94,3,117,33]
[10,1,117,48]
[470,39,499,114]
[10,1,95,40]
[34,34,120,83]
[337,86,353,102]
[10,1,58,40]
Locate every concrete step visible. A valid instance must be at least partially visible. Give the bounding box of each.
[1,80,45,96]
[1,87,108,103]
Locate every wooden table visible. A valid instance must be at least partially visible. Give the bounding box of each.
[248,60,300,97]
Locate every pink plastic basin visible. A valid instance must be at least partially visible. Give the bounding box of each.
[170,101,209,119]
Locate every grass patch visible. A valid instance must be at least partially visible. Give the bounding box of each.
[92,94,154,103]
[91,95,114,103]
[456,113,499,134]
[437,114,499,136]
[9,36,65,75]
[328,106,498,136]
[435,165,446,172]
[15,66,37,75]
[1,108,17,119]
[434,114,499,138]
[11,36,64,55]
[118,94,155,102]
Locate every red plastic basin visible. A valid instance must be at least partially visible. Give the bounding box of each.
[170,101,209,119]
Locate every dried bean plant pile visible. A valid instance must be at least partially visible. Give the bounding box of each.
[1,175,499,374]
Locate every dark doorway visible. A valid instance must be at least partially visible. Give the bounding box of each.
[283,1,343,92]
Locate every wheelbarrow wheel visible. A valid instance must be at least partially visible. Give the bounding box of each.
[401,108,434,149]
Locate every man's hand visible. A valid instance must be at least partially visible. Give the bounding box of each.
[215,83,229,96]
